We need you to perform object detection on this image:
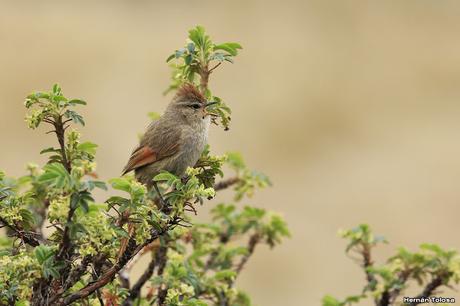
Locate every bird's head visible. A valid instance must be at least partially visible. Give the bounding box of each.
[167,84,216,124]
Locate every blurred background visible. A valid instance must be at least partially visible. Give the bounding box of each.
[1,0,460,305]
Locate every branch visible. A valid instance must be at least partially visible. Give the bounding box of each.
[121,259,155,306]
[156,245,169,306]
[54,115,74,262]
[235,233,260,276]
[204,233,230,272]
[217,233,260,306]
[53,116,71,172]
[56,205,76,260]
[213,177,240,191]
[199,65,210,94]
[359,243,380,306]
[0,216,41,247]
[121,245,167,306]
[208,62,222,73]
[55,222,173,306]
[408,275,445,306]
[384,269,413,305]
[63,256,93,292]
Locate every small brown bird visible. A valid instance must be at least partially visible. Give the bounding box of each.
[122,84,215,196]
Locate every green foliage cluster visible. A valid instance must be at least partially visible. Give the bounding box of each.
[0,27,289,306]
[165,26,241,130]
[322,224,460,306]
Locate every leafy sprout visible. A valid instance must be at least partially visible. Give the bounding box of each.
[165,25,241,130]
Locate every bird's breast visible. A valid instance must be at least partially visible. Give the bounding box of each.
[172,120,210,176]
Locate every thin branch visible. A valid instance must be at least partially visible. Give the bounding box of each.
[235,233,260,276]
[156,245,169,306]
[121,246,166,306]
[358,243,380,306]
[208,62,222,73]
[384,269,413,305]
[55,222,173,306]
[43,118,55,124]
[0,216,41,247]
[408,275,446,306]
[213,177,240,191]
[54,115,74,262]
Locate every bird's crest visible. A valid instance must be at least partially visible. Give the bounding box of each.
[175,83,206,103]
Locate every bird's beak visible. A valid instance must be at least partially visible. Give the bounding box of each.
[202,101,218,118]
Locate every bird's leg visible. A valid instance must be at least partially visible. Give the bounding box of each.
[152,181,169,212]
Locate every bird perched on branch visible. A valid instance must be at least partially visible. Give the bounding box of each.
[117,84,215,259]
[122,83,216,200]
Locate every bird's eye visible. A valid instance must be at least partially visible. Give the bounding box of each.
[189,103,201,110]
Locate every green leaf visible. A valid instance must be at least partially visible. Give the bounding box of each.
[19,209,35,229]
[77,142,98,155]
[40,147,59,155]
[153,171,179,184]
[187,42,196,53]
[188,25,206,46]
[226,152,246,170]
[214,269,236,281]
[34,245,54,265]
[52,84,61,95]
[166,53,176,62]
[70,191,94,212]
[175,48,186,59]
[87,180,107,191]
[147,112,161,121]
[68,99,87,106]
[38,163,71,189]
[322,295,343,306]
[185,54,192,65]
[214,43,241,56]
[110,178,132,193]
[64,109,85,126]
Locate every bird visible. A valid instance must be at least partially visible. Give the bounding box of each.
[122,83,216,202]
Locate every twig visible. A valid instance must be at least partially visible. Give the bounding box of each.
[408,275,446,306]
[54,114,73,261]
[383,269,413,305]
[358,243,380,306]
[235,233,260,276]
[122,246,166,306]
[156,245,169,306]
[0,216,41,247]
[54,222,173,306]
[213,177,240,191]
[208,62,222,73]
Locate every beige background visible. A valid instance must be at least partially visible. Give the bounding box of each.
[1,1,460,305]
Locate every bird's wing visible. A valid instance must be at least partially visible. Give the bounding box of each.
[121,123,181,175]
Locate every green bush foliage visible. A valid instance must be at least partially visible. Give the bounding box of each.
[0,27,289,306]
[322,224,460,306]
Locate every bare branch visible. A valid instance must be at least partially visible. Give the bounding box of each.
[213,177,240,191]
[208,62,222,73]
[235,233,260,276]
